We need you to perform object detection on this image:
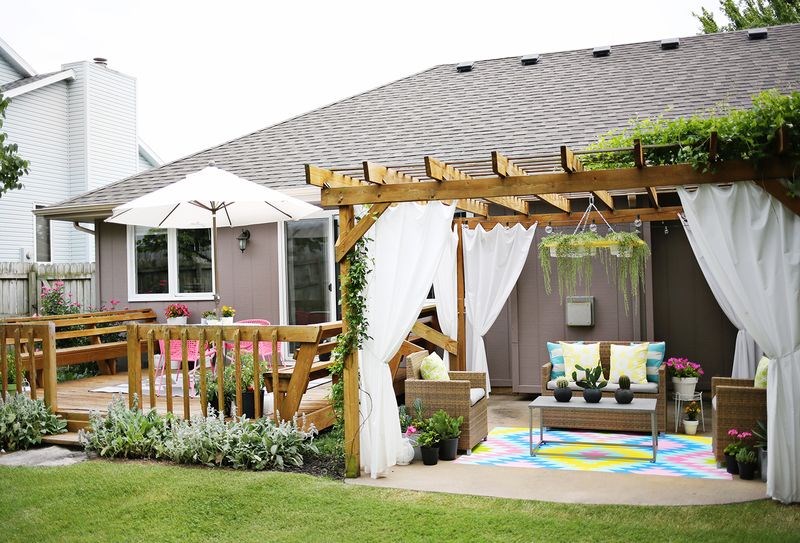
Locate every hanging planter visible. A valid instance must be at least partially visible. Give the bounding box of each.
[538,198,650,311]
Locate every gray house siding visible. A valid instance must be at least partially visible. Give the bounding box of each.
[96,221,281,324]
[0,82,75,262]
[0,55,20,86]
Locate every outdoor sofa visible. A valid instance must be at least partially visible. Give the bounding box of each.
[540,341,667,433]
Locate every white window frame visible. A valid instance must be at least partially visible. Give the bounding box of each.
[126,225,215,302]
[278,211,338,326]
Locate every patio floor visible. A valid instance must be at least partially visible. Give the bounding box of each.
[348,393,768,506]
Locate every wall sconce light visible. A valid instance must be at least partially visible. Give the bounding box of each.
[236,229,250,253]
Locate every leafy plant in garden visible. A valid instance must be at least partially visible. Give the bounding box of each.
[0,93,29,197]
[0,394,66,451]
[694,0,800,34]
[427,409,463,440]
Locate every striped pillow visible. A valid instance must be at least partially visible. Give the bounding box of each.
[547,341,582,380]
[631,341,666,383]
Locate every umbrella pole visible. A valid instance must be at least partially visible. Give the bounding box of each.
[212,211,221,316]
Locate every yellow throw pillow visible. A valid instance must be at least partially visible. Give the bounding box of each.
[609,343,649,384]
[561,342,602,382]
[420,352,450,381]
[754,356,769,388]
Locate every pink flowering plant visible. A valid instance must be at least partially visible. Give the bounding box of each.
[665,357,704,378]
[723,428,754,456]
[40,280,82,316]
[164,303,190,319]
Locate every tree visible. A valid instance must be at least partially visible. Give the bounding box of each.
[694,0,800,33]
[0,93,29,197]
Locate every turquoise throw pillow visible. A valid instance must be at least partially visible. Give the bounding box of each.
[547,341,582,380]
[631,341,665,383]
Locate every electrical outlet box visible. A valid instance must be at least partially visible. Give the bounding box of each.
[566,296,594,326]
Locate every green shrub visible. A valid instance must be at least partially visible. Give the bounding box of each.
[428,409,463,440]
[82,396,170,458]
[0,394,66,451]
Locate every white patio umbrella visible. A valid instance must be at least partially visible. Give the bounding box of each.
[106,163,321,311]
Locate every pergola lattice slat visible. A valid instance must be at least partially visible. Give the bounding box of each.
[560,146,615,210]
[492,151,571,213]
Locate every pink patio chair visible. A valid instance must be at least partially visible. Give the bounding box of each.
[223,319,283,366]
[155,339,215,397]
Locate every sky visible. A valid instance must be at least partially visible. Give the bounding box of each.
[1,1,722,164]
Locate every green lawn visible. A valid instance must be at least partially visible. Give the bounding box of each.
[1,461,798,542]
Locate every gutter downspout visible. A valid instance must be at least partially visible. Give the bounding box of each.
[73,222,95,236]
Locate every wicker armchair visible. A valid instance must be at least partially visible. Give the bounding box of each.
[711,377,767,463]
[404,351,489,452]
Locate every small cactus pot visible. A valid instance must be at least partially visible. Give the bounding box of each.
[554,388,572,402]
[614,389,634,404]
[583,389,602,403]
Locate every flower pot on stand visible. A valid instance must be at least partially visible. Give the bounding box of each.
[724,453,739,474]
[439,438,459,461]
[682,419,699,435]
[421,446,439,466]
[396,437,415,466]
[672,377,698,398]
[167,316,188,325]
[583,389,602,403]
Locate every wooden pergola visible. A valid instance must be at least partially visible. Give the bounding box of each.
[306,140,798,477]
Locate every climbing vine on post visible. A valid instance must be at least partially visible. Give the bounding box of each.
[329,233,372,435]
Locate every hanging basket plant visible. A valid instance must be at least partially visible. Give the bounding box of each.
[538,205,650,312]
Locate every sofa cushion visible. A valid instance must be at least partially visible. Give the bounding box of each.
[754,356,769,388]
[420,352,450,381]
[609,343,649,384]
[469,387,486,406]
[547,341,582,380]
[630,341,666,383]
[546,379,658,393]
[561,342,602,381]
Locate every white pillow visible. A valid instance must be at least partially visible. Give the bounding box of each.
[609,343,649,384]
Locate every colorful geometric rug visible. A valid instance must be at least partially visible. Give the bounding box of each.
[454,427,730,480]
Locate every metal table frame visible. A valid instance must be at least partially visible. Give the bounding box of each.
[528,396,659,463]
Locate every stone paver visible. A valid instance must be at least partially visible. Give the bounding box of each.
[0,446,87,467]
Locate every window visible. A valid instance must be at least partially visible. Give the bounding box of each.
[35,206,51,262]
[128,226,213,300]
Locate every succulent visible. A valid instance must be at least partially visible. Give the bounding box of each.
[555,377,570,389]
[618,375,631,390]
[572,364,607,390]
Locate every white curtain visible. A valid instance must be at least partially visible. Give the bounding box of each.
[462,223,537,392]
[359,202,456,478]
[433,228,459,368]
[678,182,800,504]
[681,217,762,378]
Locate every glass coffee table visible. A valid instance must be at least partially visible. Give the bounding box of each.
[529,395,659,462]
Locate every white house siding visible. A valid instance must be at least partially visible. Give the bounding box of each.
[63,63,87,200]
[84,63,138,191]
[0,55,21,86]
[0,82,79,262]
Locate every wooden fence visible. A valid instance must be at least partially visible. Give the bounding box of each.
[0,262,96,317]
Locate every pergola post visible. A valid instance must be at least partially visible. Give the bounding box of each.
[339,205,361,478]
[455,224,467,371]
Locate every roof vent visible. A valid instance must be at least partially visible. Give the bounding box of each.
[520,54,540,66]
[455,61,474,73]
[748,28,768,40]
[93,57,108,66]
[660,38,680,50]
[592,46,610,57]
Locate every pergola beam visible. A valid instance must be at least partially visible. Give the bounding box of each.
[363,160,489,217]
[561,146,614,210]
[633,139,659,209]
[460,206,684,229]
[425,156,529,215]
[334,203,390,262]
[305,165,367,188]
[320,159,795,207]
[491,151,570,213]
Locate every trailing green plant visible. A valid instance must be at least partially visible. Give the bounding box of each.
[617,375,631,390]
[580,90,800,195]
[82,396,318,471]
[572,364,607,390]
[428,409,463,440]
[605,232,650,310]
[0,393,66,452]
[555,377,570,389]
[329,229,372,434]
[416,430,440,449]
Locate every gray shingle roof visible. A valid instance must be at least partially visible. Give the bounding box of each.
[44,24,800,215]
[0,71,62,92]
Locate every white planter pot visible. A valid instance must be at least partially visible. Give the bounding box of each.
[682,419,699,435]
[166,316,188,325]
[672,377,698,399]
[221,316,234,325]
[396,436,415,465]
[204,319,221,326]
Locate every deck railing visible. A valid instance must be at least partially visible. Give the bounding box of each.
[0,322,58,408]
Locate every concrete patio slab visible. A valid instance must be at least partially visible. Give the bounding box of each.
[0,446,87,467]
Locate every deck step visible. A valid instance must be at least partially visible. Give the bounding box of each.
[42,432,82,448]
[57,410,92,432]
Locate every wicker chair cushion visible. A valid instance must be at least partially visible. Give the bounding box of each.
[547,341,582,380]
[754,356,769,388]
[470,387,486,406]
[546,379,658,393]
[420,352,450,381]
[609,343,649,383]
[561,342,602,381]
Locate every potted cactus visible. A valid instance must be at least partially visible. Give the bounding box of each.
[614,375,634,404]
[553,376,572,402]
[572,364,607,403]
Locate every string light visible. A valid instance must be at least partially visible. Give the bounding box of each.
[544,222,553,234]
[589,220,598,233]
[634,215,642,228]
